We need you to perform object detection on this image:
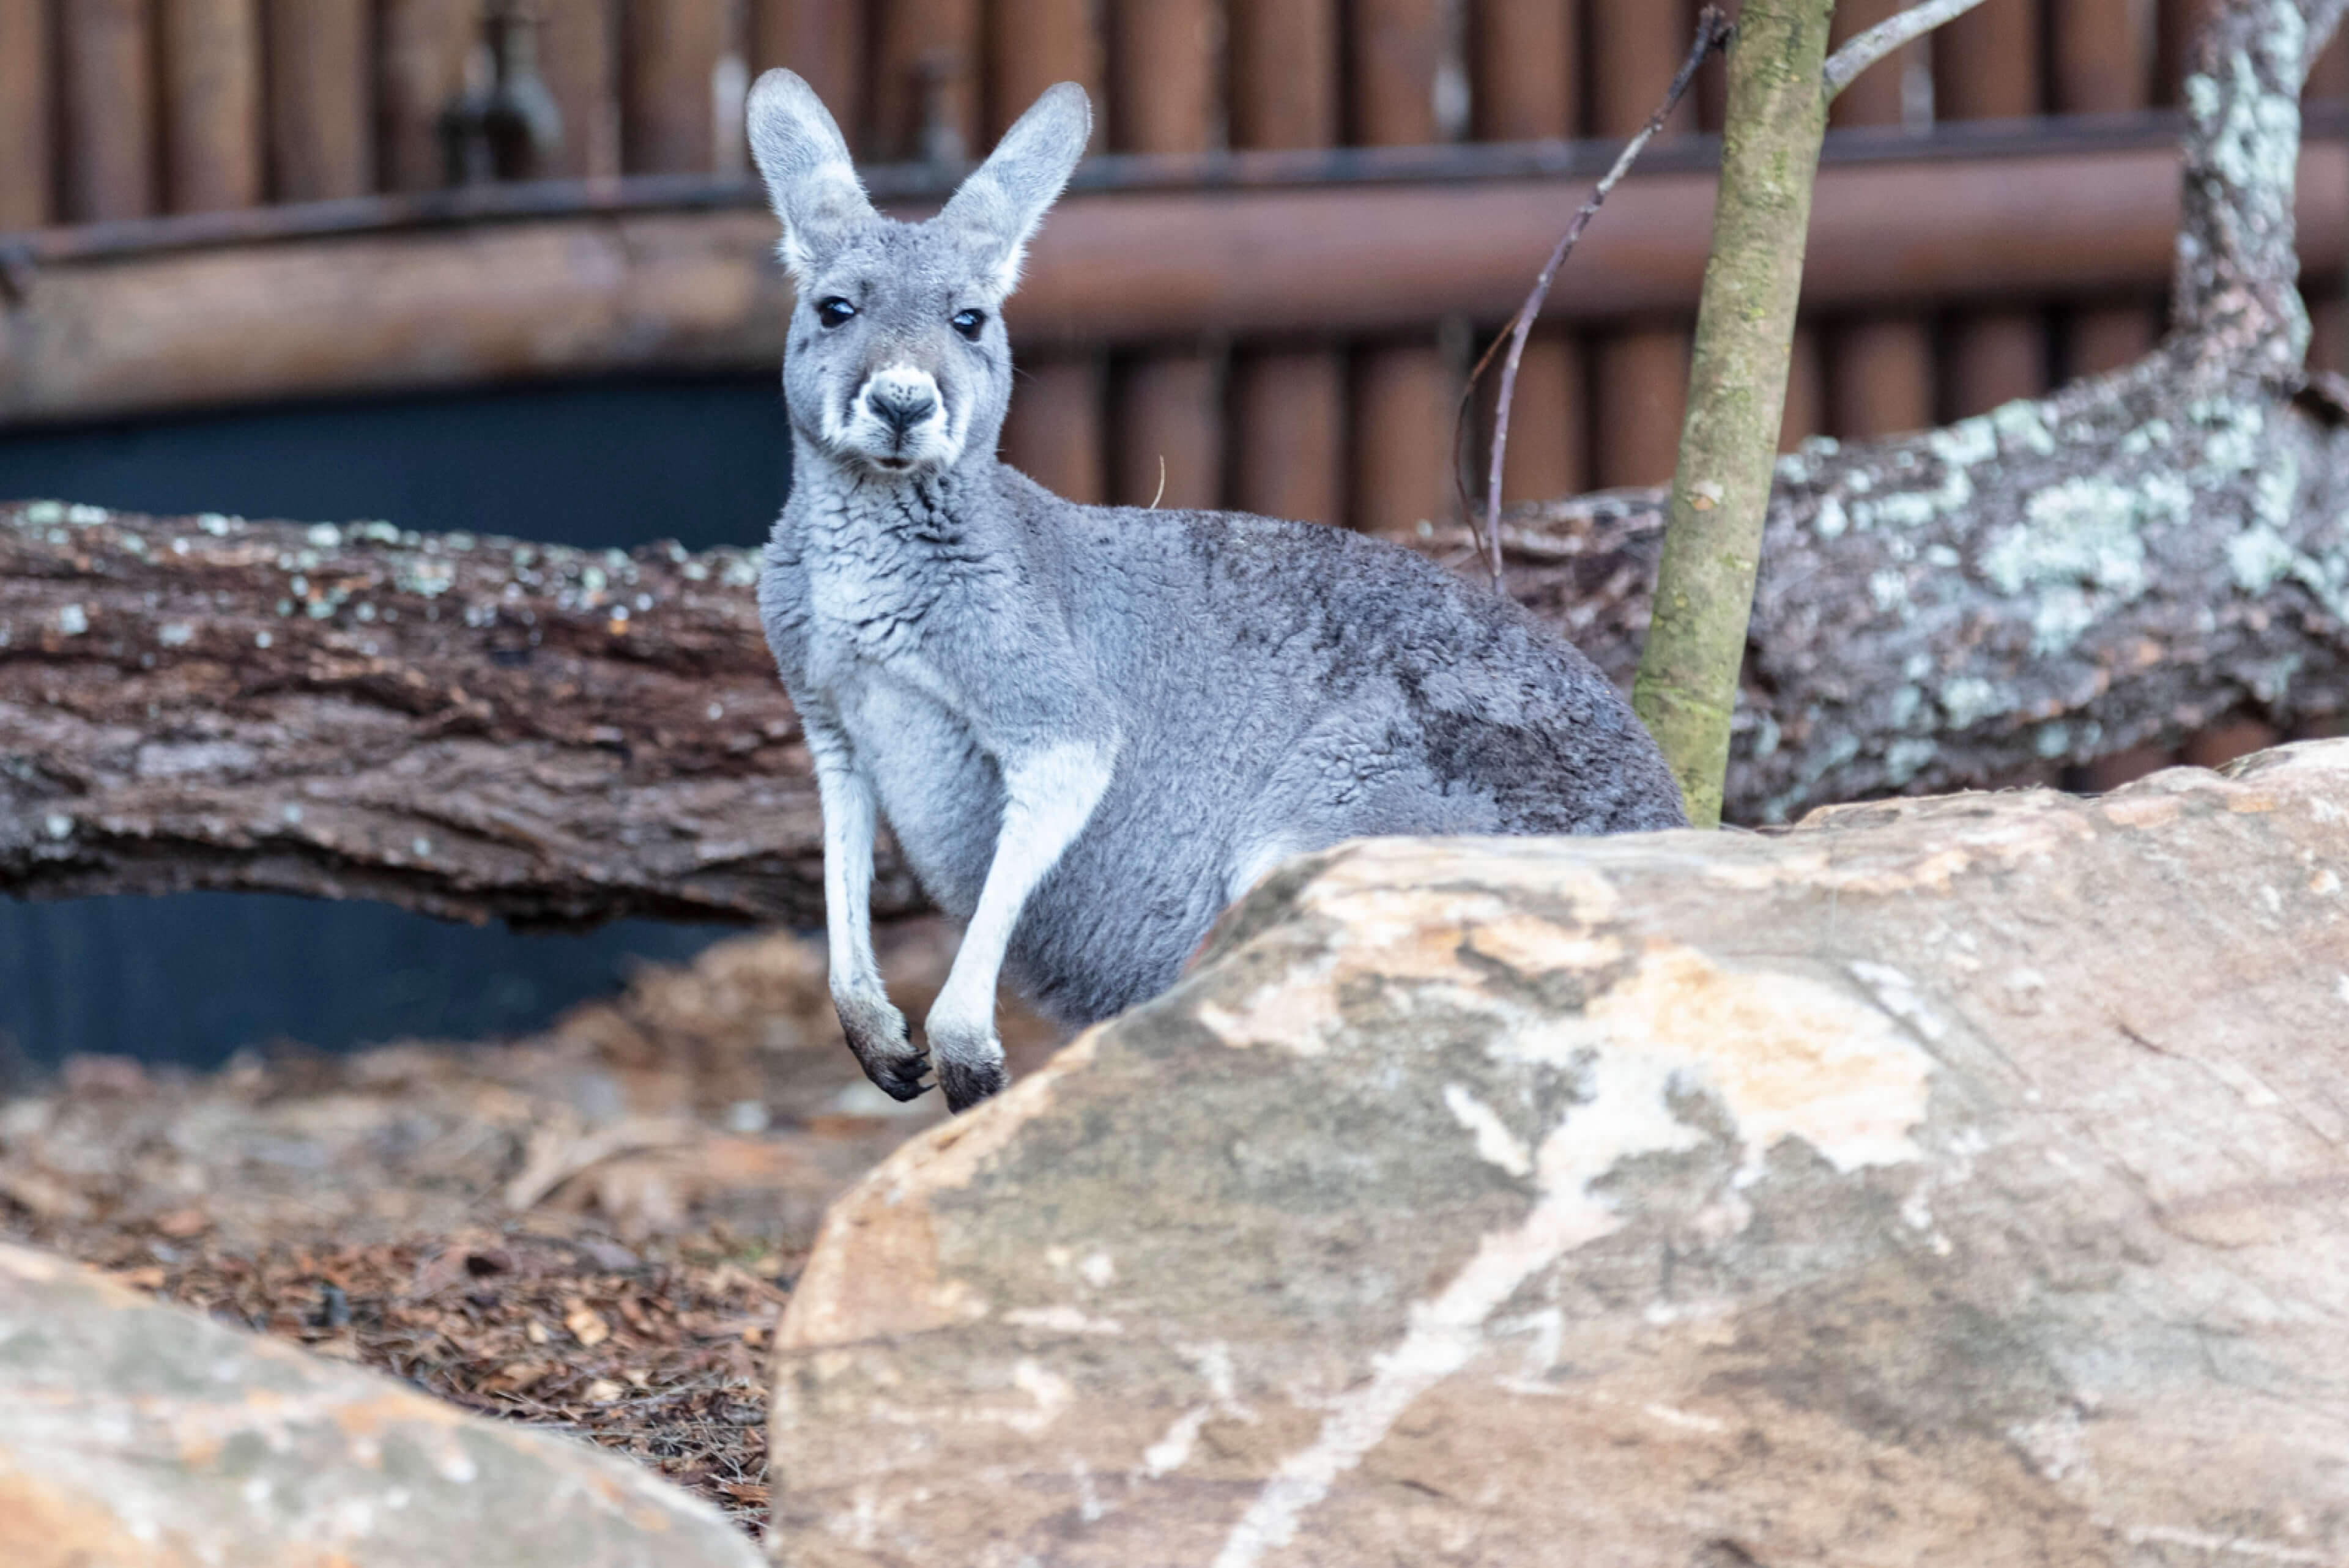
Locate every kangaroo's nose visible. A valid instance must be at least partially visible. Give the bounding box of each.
[869,382,938,435]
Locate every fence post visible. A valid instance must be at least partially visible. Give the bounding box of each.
[1824,0,1934,442]
[872,0,983,163]
[159,0,264,213]
[377,0,477,191]
[60,0,157,222]
[1230,0,1346,526]
[2055,0,2160,375]
[265,0,374,201]
[538,0,623,180]
[1346,0,1450,534]
[1934,0,2046,418]
[1105,0,1223,511]
[751,0,865,151]
[622,0,733,173]
[993,0,1108,503]
[1587,0,1693,487]
[1468,0,1586,503]
[0,1,49,231]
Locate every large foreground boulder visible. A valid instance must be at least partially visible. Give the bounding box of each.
[0,1244,763,1567]
[768,742,2349,1567]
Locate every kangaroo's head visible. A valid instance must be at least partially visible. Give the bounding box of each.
[748,72,1091,479]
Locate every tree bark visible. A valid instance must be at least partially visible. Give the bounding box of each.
[0,505,914,928]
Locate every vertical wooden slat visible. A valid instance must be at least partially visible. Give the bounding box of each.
[990,0,1105,499]
[871,0,983,162]
[377,0,475,192]
[1779,323,1824,453]
[2069,306,2159,376]
[1348,0,1441,145]
[1346,0,1446,533]
[1826,0,1914,130]
[2310,294,2346,375]
[2155,0,2211,105]
[1001,357,1108,503]
[1933,0,2041,119]
[1228,0,1338,152]
[1467,0,1576,141]
[1935,0,2046,421]
[1469,0,1582,506]
[1830,317,1936,438]
[1494,333,1586,501]
[1229,0,1344,523]
[0,0,50,229]
[540,0,622,180]
[1588,0,1692,489]
[988,0,1102,141]
[751,0,864,149]
[1106,0,1220,509]
[1944,311,2047,417]
[1106,0,1216,155]
[1587,0,1696,139]
[2054,0,2159,380]
[1592,327,1689,489]
[60,0,157,221]
[1232,348,1346,525]
[1351,335,1451,533]
[2306,31,2349,98]
[160,0,263,213]
[1113,352,1223,509]
[265,0,373,201]
[622,0,731,173]
[1824,0,1934,443]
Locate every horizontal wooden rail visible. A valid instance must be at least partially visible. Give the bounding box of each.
[2,127,2343,427]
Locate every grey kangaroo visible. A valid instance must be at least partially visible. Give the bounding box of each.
[748,72,1685,1112]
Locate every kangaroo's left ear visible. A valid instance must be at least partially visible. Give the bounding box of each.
[936,83,1093,298]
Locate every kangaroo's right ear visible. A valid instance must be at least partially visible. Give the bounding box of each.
[746,69,876,276]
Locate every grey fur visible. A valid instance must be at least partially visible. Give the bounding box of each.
[746,71,1686,1111]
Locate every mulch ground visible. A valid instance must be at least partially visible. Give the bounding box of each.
[21,1218,798,1536]
[0,919,1064,1544]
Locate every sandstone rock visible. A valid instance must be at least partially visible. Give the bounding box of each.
[0,1243,764,1568]
[768,741,2349,1567]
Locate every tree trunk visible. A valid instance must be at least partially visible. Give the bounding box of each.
[1634,0,1837,825]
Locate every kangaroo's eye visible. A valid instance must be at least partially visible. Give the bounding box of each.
[817,297,858,328]
[951,308,986,341]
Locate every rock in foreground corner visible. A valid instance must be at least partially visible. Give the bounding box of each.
[0,1243,764,1568]
[769,741,2349,1567]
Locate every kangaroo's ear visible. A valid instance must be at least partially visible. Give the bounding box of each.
[937,83,1092,297]
[747,69,875,276]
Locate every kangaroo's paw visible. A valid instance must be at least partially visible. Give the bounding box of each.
[836,991,930,1101]
[936,1051,1009,1114]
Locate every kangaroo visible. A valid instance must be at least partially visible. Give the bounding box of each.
[748,71,1686,1112]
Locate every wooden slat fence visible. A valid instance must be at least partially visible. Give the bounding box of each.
[4,0,2345,550]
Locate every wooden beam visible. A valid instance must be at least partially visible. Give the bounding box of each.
[6,141,2337,429]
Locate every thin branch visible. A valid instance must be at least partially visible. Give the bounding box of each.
[1822,0,1991,99]
[1452,7,1731,594]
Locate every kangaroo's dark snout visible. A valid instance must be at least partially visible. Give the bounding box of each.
[869,382,937,434]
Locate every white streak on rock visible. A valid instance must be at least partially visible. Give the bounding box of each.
[1441,1084,1533,1178]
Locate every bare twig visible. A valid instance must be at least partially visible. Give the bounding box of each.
[1821,0,1991,98]
[1452,7,1732,594]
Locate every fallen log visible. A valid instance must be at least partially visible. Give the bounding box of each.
[0,502,888,927]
